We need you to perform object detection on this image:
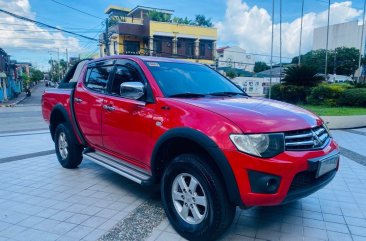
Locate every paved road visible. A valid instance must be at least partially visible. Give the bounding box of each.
[0,91,366,241]
[0,84,48,133]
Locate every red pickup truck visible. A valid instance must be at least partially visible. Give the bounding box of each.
[42,56,339,241]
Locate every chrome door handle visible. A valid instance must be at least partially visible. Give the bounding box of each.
[103,105,115,111]
[74,97,83,103]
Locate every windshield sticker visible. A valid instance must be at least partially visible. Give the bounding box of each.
[147,62,160,67]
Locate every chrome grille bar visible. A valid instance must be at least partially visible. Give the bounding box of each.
[285,125,330,151]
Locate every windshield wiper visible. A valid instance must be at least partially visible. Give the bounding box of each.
[208,91,248,97]
[168,93,207,98]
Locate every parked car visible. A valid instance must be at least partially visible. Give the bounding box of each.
[42,56,339,241]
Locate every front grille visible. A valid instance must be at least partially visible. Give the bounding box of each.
[285,125,330,151]
[289,170,335,192]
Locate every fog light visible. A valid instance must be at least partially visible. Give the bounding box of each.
[248,170,281,194]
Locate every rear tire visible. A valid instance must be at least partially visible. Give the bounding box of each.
[54,123,83,169]
[161,153,236,241]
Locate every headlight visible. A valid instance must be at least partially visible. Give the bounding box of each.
[230,133,285,158]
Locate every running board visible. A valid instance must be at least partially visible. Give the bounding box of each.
[84,151,153,185]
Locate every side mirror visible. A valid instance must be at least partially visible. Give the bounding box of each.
[120,82,145,100]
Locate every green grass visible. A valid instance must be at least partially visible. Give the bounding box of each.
[298,105,366,116]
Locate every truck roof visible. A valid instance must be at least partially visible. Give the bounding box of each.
[90,55,198,64]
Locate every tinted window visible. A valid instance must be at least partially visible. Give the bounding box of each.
[85,66,112,92]
[145,62,243,97]
[111,65,142,96]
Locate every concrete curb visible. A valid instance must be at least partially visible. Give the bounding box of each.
[322,115,366,130]
[0,94,27,107]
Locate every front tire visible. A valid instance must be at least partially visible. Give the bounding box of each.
[161,153,236,241]
[54,123,83,169]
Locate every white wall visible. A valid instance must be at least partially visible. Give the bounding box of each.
[232,77,280,96]
[217,46,255,72]
[313,21,364,53]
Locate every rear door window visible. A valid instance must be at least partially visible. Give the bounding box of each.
[85,66,113,93]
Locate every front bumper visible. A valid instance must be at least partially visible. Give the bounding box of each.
[224,138,339,207]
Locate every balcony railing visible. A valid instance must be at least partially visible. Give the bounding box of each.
[110,16,143,25]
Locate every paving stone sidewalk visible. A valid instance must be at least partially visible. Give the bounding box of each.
[0,129,366,241]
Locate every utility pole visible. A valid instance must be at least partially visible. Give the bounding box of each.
[66,48,69,70]
[50,56,53,81]
[298,0,304,65]
[325,0,331,78]
[57,48,60,82]
[269,0,275,99]
[279,0,282,80]
[105,18,110,56]
[358,0,366,81]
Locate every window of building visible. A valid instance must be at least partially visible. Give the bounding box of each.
[199,43,205,57]
[113,41,118,55]
[124,41,140,55]
[154,39,162,53]
[186,42,194,57]
[85,66,113,93]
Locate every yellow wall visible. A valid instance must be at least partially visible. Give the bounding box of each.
[118,35,145,53]
[149,21,217,40]
[182,58,214,64]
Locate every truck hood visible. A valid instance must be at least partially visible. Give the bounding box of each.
[175,97,322,133]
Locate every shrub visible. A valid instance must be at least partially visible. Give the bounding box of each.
[270,84,309,104]
[307,83,352,106]
[338,88,366,107]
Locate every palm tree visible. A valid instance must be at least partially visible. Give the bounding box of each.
[194,15,213,27]
[282,65,324,87]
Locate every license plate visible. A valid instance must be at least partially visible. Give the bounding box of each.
[316,154,339,178]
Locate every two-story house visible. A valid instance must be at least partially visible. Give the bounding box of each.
[100,5,217,65]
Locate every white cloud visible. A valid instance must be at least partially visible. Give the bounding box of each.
[0,0,83,53]
[216,0,362,61]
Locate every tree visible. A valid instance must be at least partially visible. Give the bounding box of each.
[172,17,192,25]
[225,68,237,79]
[149,10,171,22]
[330,47,358,76]
[48,59,67,82]
[254,61,270,73]
[108,16,119,27]
[21,73,30,88]
[282,65,324,87]
[194,14,213,27]
[30,68,43,82]
[292,47,359,76]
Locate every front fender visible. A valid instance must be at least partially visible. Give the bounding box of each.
[151,127,243,206]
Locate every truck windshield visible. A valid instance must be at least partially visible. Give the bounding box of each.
[145,61,246,97]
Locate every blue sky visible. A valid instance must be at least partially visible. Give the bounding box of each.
[1,0,365,70]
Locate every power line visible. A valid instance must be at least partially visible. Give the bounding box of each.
[50,0,104,20]
[0,37,92,42]
[0,8,99,41]
[0,22,102,31]
[0,28,104,33]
